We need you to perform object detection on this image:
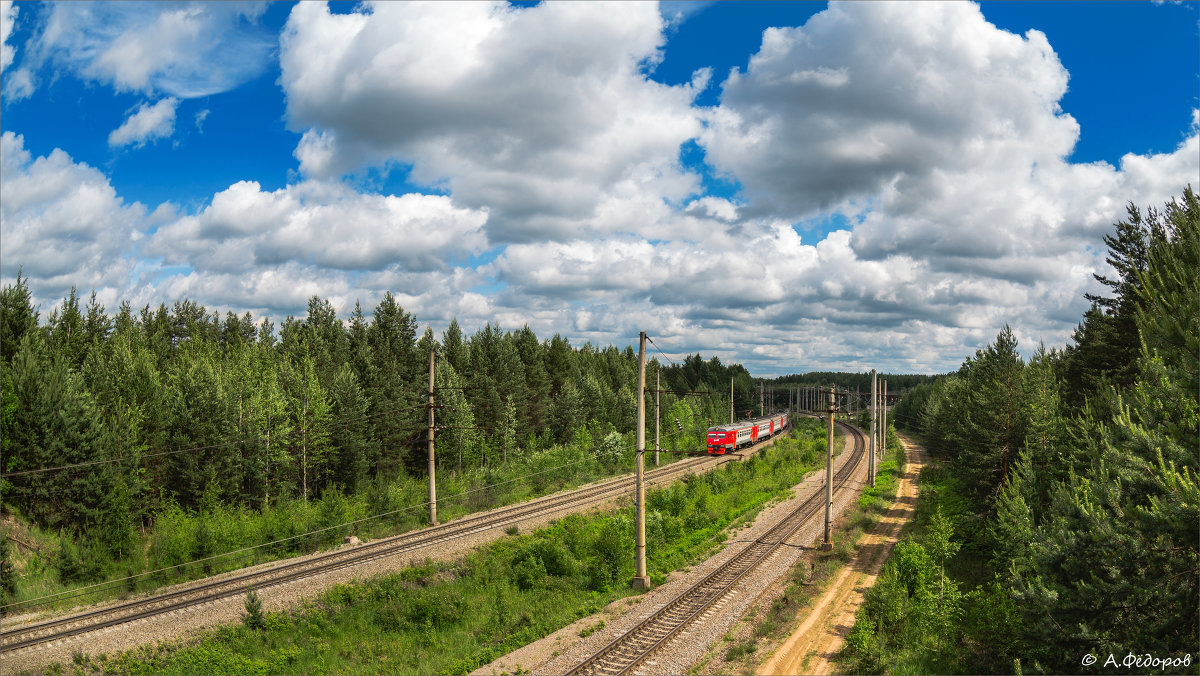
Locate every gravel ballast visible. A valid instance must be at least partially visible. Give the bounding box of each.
[475,427,868,676]
[2,437,787,674]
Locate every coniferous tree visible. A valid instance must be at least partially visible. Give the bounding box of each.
[955,326,1026,509]
[47,287,86,370]
[328,363,372,492]
[286,356,332,503]
[0,271,39,364]
[367,293,421,474]
[440,318,469,372]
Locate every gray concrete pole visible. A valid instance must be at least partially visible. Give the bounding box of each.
[869,370,877,487]
[633,331,650,590]
[823,391,834,550]
[730,376,734,424]
[428,347,437,526]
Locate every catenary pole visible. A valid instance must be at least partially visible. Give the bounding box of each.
[869,370,877,487]
[882,380,888,461]
[823,390,834,550]
[730,376,734,424]
[633,331,650,590]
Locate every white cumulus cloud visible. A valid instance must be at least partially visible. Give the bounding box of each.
[145,179,490,275]
[108,97,179,148]
[29,2,273,98]
[279,1,706,243]
[0,132,153,306]
[1,0,17,71]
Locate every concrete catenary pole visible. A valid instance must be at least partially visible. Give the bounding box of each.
[869,370,877,488]
[428,347,437,526]
[883,380,889,459]
[633,331,650,590]
[759,381,764,417]
[823,390,835,550]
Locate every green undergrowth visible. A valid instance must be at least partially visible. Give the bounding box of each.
[5,422,689,615]
[837,435,1009,675]
[44,420,833,676]
[699,425,906,675]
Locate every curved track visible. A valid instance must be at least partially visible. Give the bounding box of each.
[1,428,791,654]
[567,419,866,676]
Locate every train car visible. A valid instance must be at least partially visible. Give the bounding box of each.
[706,411,790,455]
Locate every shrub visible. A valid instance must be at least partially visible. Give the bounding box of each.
[512,555,547,591]
[242,588,265,630]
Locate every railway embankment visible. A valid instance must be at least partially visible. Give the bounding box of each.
[2,423,810,675]
[476,420,865,675]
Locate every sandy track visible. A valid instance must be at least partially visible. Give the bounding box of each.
[758,435,925,676]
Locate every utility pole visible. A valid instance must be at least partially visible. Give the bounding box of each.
[869,370,877,487]
[823,390,834,550]
[633,331,650,591]
[654,368,660,467]
[428,347,437,526]
[759,381,764,417]
[730,376,734,425]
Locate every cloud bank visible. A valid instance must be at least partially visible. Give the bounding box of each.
[2,1,1197,375]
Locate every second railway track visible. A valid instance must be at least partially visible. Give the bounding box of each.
[0,429,790,656]
[566,418,867,676]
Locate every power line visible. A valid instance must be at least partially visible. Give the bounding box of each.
[1,453,601,611]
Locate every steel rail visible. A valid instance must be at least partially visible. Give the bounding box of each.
[567,420,866,676]
[0,426,792,654]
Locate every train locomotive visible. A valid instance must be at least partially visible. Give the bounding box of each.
[705,411,789,455]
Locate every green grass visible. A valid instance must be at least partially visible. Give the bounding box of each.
[4,423,693,616]
[45,421,833,676]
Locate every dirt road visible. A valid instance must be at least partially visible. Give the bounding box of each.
[758,436,925,675]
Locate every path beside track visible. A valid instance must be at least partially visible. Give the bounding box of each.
[758,434,925,676]
[476,420,868,676]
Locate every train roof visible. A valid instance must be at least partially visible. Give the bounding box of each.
[707,411,787,432]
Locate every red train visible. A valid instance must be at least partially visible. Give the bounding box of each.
[705,411,789,454]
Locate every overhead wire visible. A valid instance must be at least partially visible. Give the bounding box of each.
[1,451,602,611]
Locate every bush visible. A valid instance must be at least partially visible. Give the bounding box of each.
[242,588,265,630]
[512,555,547,591]
[594,431,624,464]
[56,537,104,585]
[513,539,577,578]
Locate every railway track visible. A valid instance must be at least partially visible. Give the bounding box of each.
[0,428,789,655]
[567,419,866,676]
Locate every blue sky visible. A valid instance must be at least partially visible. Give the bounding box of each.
[2,1,1197,375]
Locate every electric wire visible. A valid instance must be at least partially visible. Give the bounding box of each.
[1,452,603,611]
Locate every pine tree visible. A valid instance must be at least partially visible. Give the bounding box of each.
[955,326,1026,509]
[441,318,469,374]
[1012,189,1199,671]
[328,363,372,491]
[1023,343,1066,510]
[286,356,332,503]
[0,271,40,363]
